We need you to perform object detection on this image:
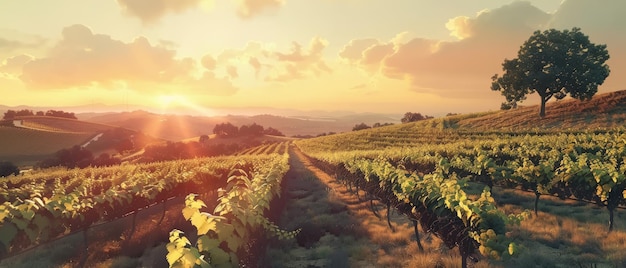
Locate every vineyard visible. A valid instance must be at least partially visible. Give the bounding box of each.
[294,124,626,267]
[0,144,293,267]
[2,120,626,267]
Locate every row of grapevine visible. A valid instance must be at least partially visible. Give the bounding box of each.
[295,128,626,266]
[236,141,289,156]
[299,147,526,267]
[298,130,626,230]
[167,150,298,267]
[0,154,267,259]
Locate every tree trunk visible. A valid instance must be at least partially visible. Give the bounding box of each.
[608,207,614,233]
[534,191,540,216]
[461,251,468,268]
[413,220,424,252]
[386,203,395,232]
[540,97,547,118]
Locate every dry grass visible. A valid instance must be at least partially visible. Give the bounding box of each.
[490,187,626,267]
[12,116,114,133]
[265,148,500,267]
[456,89,626,130]
[0,126,94,165]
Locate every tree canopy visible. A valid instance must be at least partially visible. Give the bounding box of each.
[491,28,610,117]
[2,109,77,120]
[401,112,432,123]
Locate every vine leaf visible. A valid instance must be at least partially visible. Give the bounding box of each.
[197,235,220,252]
[0,222,18,248]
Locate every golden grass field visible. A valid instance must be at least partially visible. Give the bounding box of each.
[0,126,95,166]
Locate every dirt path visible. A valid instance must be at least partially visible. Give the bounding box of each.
[263,146,460,268]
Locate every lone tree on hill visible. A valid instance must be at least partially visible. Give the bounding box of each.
[491,28,610,117]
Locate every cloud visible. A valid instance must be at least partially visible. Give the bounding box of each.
[235,0,284,18]
[116,0,288,22]
[0,54,33,74]
[248,57,262,77]
[339,1,553,97]
[208,37,331,83]
[116,0,202,24]
[186,71,238,96]
[338,38,379,64]
[20,24,238,96]
[266,37,331,82]
[201,55,217,70]
[226,65,239,79]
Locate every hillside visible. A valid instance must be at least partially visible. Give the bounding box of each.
[84,111,400,140]
[0,126,95,166]
[0,116,158,166]
[447,90,626,130]
[10,115,115,133]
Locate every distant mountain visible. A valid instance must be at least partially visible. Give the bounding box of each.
[83,110,401,140]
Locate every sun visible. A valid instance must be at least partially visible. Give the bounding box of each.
[157,95,186,108]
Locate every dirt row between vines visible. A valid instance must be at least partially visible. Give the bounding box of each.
[263,146,477,268]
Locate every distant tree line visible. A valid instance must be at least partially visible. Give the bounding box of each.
[0,161,20,177]
[38,146,121,169]
[401,112,433,123]
[3,109,77,120]
[213,122,284,138]
[352,122,394,131]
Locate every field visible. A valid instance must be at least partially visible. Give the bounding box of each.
[13,116,114,133]
[0,126,95,166]
[2,91,626,267]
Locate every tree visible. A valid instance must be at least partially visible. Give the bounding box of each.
[3,109,34,120]
[38,145,94,169]
[491,28,610,117]
[352,123,371,131]
[213,122,239,137]
[263,127,285,136]
[239,123,264,136]
[0,161,19,177]
[198,134,210,143]
[401,112,432,123]
[45,110,77,119]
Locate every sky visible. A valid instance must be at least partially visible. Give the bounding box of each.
[0,0,624,116]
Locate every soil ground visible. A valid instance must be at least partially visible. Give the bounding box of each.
[263,146,471,268]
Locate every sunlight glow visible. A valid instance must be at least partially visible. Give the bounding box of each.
[155,94,217,117]
[157,95,186,108]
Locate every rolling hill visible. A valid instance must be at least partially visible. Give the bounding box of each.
[445,90,626,130]
[385,89,626,132]
[0,126,95,166]
[0,116,157,166]
[83,110,400,140]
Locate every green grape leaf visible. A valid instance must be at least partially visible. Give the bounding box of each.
[197,235,220,252]
[208,247,230,265]
[20,209,35,221]
[226,235,242,252]
[24,226,37,242]
[0,222,18,248]
[229,252,239,266]
[12,217,28,230]
[216,223,234,242]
